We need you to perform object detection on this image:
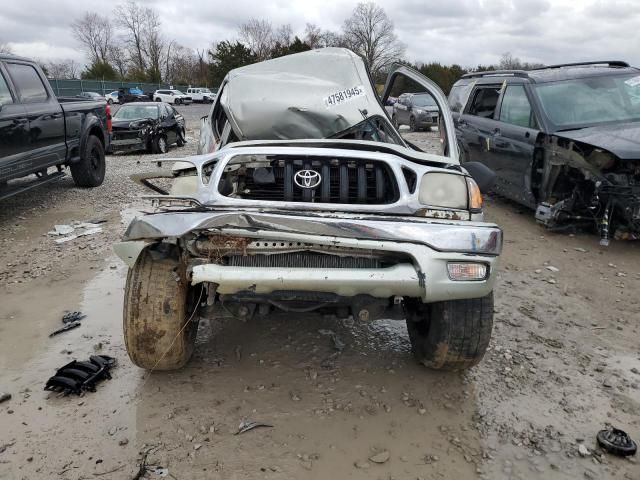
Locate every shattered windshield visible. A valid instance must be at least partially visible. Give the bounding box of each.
[114,105,159,120]
[535,73,640,129]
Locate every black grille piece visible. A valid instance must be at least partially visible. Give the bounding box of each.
[225,252,382,269]
[224,156,398,204]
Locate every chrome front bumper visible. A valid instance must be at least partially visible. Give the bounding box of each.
[117,210,502,303]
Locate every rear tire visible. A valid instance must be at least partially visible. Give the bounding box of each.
[123,248,200,370]
[392,114,399,129]
[405,293,494,370]
[176,129,186,147]
[70,135,105,187]
[155,97,161,102]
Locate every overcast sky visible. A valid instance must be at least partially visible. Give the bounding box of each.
[1,0,639,69]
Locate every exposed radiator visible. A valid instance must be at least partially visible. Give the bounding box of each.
[225,252,382,269]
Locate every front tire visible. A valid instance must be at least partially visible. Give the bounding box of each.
[107,98,113,105]
[405,293,494,370]
[153,135,168,154]
[409,116,417,132]
[70,135,105,187]
[123,248,200,370]
[174,98,181,105]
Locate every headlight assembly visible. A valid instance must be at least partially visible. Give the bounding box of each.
[418,173,468,209]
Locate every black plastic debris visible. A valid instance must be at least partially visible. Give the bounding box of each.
[235,419,273,435]
[597,428,637,457]
[62,311,86,324]
[44,355,116,395]
[49,321,82,337]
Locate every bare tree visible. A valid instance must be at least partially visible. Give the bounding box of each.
[238,19,274,61]
[71,12,113,64]
[45,59,79,79]
[0,43,12,54]
[499,52,521,70]
[196,48,208,86]
[116,1,148,72]
[275,24,293,47]
[305,23,342,49]
[109,44,128,78]
[304,23,322,49]
[342,2,405,76]
[142,8,165,81]
[499,52,544,70]
[165,44,199,85]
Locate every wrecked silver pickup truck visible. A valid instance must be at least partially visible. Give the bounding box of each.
[116,48,502,372]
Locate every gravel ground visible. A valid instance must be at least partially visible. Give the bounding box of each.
[1,104,639,479]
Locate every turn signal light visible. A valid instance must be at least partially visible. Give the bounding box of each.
[466,177,483,211]
[447,262,488,281]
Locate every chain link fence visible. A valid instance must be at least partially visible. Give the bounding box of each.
[48,78,192,97]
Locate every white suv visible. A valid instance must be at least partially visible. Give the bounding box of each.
[186,87,215,103]
[153,89,192,105]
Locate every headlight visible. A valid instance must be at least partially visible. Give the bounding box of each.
[418,173,468,209]
[414,108,424,114]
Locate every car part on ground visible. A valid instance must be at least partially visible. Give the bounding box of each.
[62,311,86,324]
[596,428,637,457]
[235,420,273,435]
[44,355,116,395]
[117,48,501,373]
[450,62,640,244]
[49,321,82,337]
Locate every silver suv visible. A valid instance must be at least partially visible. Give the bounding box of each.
[116,48,501,372]
[392,92,440,131]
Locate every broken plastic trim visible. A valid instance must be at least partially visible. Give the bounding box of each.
[596,428,637,457]
[44,355,116,395]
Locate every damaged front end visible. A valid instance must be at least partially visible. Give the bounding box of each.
[111,118,158,153]
[116,143,502,320]
[534,135,640,244]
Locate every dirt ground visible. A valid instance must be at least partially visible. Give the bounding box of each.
[1,105,639,480]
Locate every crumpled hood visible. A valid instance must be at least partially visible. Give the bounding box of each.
[221,48,387,141]
[555,122,640,160]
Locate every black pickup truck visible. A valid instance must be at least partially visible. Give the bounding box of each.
[0,54,111,199]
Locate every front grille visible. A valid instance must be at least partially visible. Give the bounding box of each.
[225,252,382,269]
[224,156,398,204]
[112,129,140,141]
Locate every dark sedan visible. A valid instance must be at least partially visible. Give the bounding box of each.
[110,102,186,154]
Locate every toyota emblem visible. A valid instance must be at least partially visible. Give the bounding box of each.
[294,169,322,189]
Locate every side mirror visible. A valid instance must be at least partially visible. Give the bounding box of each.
[463,161,496,193]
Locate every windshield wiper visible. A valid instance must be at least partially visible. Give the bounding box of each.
[555,127,587,132]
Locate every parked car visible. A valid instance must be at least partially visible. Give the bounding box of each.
[116,48,502,372]
[118,87,147,104]
[105,90,120,104]
[186,87,215,103]
[392,92,439,131]
[153,89,192,105]
[110,102,185,154]
[449,61,640,244]
[77,91,103,100]
[0,54,111,199]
